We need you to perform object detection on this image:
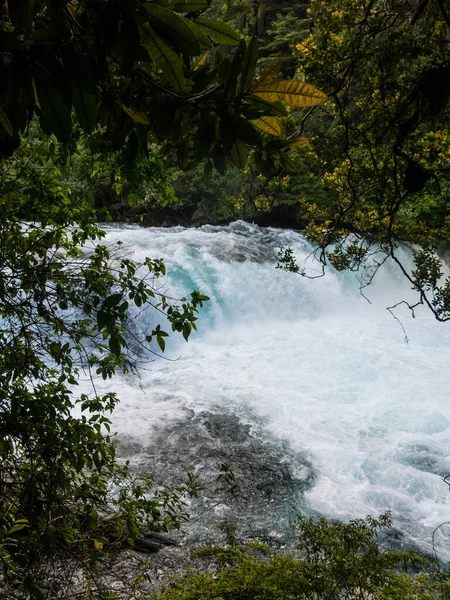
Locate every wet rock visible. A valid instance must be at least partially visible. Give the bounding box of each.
[116,410,316,546]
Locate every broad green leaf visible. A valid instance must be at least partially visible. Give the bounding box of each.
[172,0,209,12]
[235,116,261,146]
[103,293,123,308]
[109,336,121,356]
[121,104,150,125]
[73,83,97,133]
[251,116,285,138]
[243,95,287,117]
[194,17,240,46]
[182,322,191,340]
[257,60,282,85]
[146,4,200,56]
[157,335,166,352]
[142,25,186,92]
[97,309,106,330]
[230,139,247,168]
[0,108,13,137]
[183,18,212,50]
[252,80,327,107]
[35,73,72,143]
[239,36,258,93]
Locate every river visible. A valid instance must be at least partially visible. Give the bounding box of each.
[81,221,450,557]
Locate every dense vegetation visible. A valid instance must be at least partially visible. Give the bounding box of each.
[1,0,450,597]
[153,514,450,600]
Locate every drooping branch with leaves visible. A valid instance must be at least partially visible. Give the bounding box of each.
[287,0,450,320]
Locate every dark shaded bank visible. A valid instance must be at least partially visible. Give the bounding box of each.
[103,202,308,230]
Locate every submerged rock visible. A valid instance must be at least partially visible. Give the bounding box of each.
[116,410,316,545]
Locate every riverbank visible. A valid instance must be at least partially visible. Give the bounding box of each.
[102,201,308,230]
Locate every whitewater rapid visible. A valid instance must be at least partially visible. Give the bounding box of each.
[83,222,450,555]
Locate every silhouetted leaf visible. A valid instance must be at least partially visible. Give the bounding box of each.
[243,95,287,117]
[224,40,245,98]
[230,139,247,168]
[73,83,97,133]
[35,73,72,143]
[146,4,201,56]
[239,36,258,93]
[143,25,186,92]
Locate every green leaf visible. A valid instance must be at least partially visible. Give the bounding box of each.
[193,17,240,46]
[72,82,97,133]
[224,39,246,98]
[252,80,327,107]
[97,309,106,330]
[171,0,209,13]
[146,4,201,56]
[103,293,123,309]
[183,18,212,50]
[239,36,258,93]
[250,116,285,138]
[182,322,191,341]
[156,336,166,352]
[8,519,29,534]
[109,336,121,356]
[230,139,247,169]
[142,25,186,92]
[234,116,261,146]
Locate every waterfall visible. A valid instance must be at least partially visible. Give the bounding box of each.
[82,221,450,555]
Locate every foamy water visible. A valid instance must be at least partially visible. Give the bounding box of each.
[80,222,450,556]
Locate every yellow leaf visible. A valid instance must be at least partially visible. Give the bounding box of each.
[121,104,150,125]
[0,108,13,137]
[250,116,285,138]
[32,79,40,109]
[194,52,208,69]
[252,80,327,107]
[289,136,309,148]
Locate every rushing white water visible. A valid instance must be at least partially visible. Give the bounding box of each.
[84,221,450,555]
